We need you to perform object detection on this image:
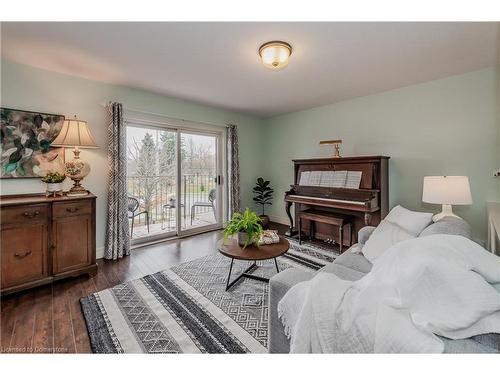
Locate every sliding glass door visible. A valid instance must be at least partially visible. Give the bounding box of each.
[179,131,222,234]
[126,122,223,244]
[127,125,178,242]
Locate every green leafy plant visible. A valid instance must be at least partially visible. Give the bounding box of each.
[252,177,274,216]
[41,172,66,183]
[224,208,263,247]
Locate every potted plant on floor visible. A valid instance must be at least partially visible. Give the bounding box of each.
[252,177,273,229]
[41,172,66,197]
[224,208,263,247]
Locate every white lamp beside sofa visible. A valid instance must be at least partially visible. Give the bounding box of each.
[422,176,473,222]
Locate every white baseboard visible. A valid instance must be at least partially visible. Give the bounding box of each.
[268,214,289,226]
[96,246,104,259]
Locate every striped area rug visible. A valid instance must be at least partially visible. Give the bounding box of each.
[80,238,337,353]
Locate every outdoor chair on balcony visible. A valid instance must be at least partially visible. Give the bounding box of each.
[161,197,186,230]
[128,196,150,238]
[191,188,217,225]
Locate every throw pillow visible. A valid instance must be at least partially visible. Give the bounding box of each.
[385,205,433,236]
[419,216,472,239]
[362,220,415,263]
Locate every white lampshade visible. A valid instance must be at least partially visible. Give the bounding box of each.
[51,116,98,148]
[422,176,472,205]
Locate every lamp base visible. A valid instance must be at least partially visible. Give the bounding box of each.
[432,204,461,222]
[64,148,90,197]
[66,178,88,197]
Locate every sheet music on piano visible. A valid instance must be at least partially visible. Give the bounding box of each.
[318,171,334,187]
[299,170,358,189]
[331,171,348,188]
[308,171,322,186]
[299,171,311,185]
[345,171,362,189]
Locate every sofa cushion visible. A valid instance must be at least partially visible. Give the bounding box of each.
[268,268,316,353]
[385,205,433,236]
[358,226,376,245]
[333,251,373,274]
[442,337,498,353]
[361,220,415,263]
[320,262,367,281]
[470,333,500,351]
[419,216,472,239]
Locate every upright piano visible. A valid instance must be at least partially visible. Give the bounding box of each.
[284,155,389,245]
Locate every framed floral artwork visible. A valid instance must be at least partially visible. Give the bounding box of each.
[0,108,66,178]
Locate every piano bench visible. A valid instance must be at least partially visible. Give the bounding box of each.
[298,210,353,253]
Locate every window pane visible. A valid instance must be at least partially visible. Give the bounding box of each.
[127,125,177,240]
[180,133,218,230]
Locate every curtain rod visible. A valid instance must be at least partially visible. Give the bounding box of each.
[100,102,230,128]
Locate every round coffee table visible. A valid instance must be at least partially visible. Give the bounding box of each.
[217,236,289,291]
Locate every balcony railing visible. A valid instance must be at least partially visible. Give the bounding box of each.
[127,173,216,228]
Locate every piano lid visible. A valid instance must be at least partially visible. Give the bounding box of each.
[292,155,390,163]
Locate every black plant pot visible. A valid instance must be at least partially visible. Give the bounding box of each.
[260,215,270,230]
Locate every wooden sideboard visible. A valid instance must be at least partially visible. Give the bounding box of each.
[0,193,97,295]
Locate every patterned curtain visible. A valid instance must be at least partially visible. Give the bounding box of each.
[227,124,241,216]
[104,102,130,260]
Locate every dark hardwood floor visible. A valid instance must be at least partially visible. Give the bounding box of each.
[0,222,288,354]
[1,230,224,353]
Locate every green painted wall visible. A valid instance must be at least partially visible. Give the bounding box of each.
[0,60,264,254]
[262,68,500,242]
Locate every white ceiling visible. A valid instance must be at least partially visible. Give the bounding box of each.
[1,22,499,117]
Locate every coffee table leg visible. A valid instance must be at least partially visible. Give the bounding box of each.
[225,259,283,291]
[225,258,235,291]
[226,261,259,291]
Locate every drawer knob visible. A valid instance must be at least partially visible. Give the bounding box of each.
[14,250,32,258]
[23,211,40,218]
[66,207,79,213]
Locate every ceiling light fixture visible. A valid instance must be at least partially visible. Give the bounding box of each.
[259,41,292,70]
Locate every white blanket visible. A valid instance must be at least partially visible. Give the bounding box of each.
[278,234,500,353]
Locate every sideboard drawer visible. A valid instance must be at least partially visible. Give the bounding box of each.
[0,204,49,225]
[53,200,92,218]
[1,224,47,289]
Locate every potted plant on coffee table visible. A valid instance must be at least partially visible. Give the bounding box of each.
[224,208,263,247]
[42,172,66,197]
[252,177,273,229]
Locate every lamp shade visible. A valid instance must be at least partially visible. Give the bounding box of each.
[51,116,98,148]
[422,176,472,205]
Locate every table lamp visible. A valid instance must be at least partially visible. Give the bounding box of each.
[51,115,98,196]
[422,176,472,222]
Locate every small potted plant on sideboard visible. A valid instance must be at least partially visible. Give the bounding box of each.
[224,208,263,247]
[252,177,274,229]
[42,172,66,197]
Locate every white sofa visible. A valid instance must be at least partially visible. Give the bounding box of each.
[268,217,499,353]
